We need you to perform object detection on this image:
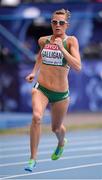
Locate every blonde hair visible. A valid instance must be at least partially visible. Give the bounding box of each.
[52,9,71,21]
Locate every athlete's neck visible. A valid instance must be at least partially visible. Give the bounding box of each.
[52,34,67,40]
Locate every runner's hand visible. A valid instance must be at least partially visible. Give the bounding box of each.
[54,38,63,50]
[25,73,35,83]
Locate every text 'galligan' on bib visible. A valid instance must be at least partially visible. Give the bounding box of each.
[41,44,64,66]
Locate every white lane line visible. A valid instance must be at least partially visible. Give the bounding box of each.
[0,176,11,178]
[0,139,102,152]
[0,145,102,159]
[0,162,102,180]
[0,153,102,167]
[0,135,101,146]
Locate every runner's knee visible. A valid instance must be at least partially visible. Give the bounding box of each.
[52,125,66,133]
[52,126,60,133]
[32,111,42,124]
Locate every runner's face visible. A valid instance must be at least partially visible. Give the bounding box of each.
[51,14,68,36]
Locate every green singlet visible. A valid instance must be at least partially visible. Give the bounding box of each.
[41,36,69,67]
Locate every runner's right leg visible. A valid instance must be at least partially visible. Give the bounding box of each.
[25,88,48,171]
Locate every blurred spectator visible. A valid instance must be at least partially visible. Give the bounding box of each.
[82,42,102,59]
[0,45,19,64]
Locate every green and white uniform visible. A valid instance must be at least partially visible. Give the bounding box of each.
[34,36,70,103]
[41,36,70,68]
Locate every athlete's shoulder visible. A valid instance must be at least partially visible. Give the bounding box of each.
[66,36,79,49]
[38,35,51,47]
[67,35,79,44]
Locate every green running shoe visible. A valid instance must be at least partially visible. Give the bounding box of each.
[51,138,67,160]
[25,159,36,172]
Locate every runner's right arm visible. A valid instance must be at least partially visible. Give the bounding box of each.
[25,37,47,83]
